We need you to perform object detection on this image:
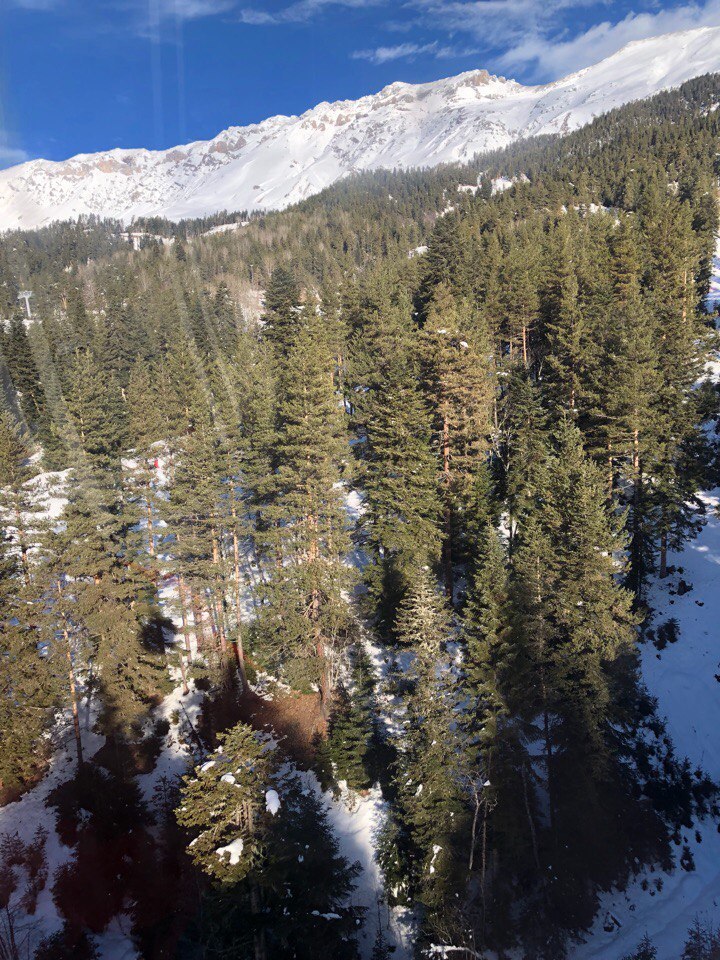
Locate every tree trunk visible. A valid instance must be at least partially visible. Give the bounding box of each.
[230,499,248,688]
[632,428,642,598]
[177,574,193,658]
[468,789,480,873]
[542,702,556,839]
[66,640,84,769]
[57,583,83,768]
[480,797,490,939]
[660,528,668,579]
[251,886,267,960]
[146,492,155,556]
[521,764,541,874]
[178,652,189,697]
[442,414,453,599]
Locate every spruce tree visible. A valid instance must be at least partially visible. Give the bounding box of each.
[0,531,55,792]
[177,724,276,884]
[263,265,302,353]
[394,569,468,909]
[47,349,166,747]
[506,420,641,930]
[0,412,41,584]
[602,222,664,596]
[421,283,494,596]
[1,314,50,441]
[350,290,442,621]
[259,302,351,699]
[327,651,375,791]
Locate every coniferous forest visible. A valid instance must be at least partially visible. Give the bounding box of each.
[2,74,720,960]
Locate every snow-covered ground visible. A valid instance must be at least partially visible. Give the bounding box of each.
[300,772,414,959]
[574,253,720,960]
[0,714,138,959]
[573,489,720,960]
[6,271,720,960]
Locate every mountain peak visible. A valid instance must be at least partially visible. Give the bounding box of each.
[2,25,720,232]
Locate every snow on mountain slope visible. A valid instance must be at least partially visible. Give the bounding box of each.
[3,25,720,232]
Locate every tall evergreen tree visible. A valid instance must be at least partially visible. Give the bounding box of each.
[422,283,494,596]
[350,291,442,622]
[259,303,351,700]
[394,569,469,913]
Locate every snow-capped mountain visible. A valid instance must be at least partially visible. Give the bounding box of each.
[3,25,720,232]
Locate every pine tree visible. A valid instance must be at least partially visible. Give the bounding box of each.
[178,767,362,960]
[622,934,658,960]
[177,723,276,884]
[350,290,442,621]
[64,284,94,352]
[422,283,494,596]
[460,522,541,934]
[94,278,142,390]
[259,303,351,700]
[263,265,302,353]
[0,412,41,585]
[505,420,641,930]
[1,314,51,444]
[499,231,541,366]
[394,569,469,907]
[501,368,549,548]
[211,281,240,356]
[542,219,597,415]
[601,223,664,596]
[327,652,374,790]
[640,193,711,578]
[211,324,278,680]
[163,378,228,668]
[370,921,391,960]
[0,530,55,792]
[46,350,166,747]
[63,348,127,460]
[126,361,166,562]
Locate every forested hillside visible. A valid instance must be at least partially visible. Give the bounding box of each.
[1,73,720,960]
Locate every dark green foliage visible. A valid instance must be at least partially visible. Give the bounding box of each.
[326,651,375,791]
[34,926,100,960]
[263,265,301,352]
[0,314,50,442]
[257,302,352,690]
[682,919,720,960]
[349,290,442,621]
[622,935,657,960]
[393,570,470,913]
[177,769,362,960]
[0,414,56,793]
[0,70,718,960]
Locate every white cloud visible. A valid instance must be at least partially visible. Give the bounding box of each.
[239,0,381,25]
[407,0,720,81]
[352,39,478,63]
[411,0,600,50]
[144,0,237,22]
[6,0,62,9]
[499,1,720,77]
[169,0,236,18]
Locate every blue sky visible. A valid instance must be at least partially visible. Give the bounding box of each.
[2,0,720,167]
